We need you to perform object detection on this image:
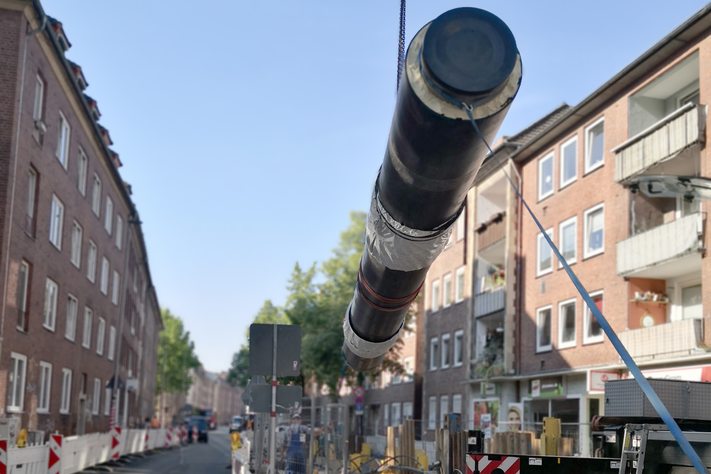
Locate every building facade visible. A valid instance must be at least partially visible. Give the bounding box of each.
[185,366,244,425]
[0,0,161,436]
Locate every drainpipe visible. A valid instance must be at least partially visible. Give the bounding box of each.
[0,10,47,371]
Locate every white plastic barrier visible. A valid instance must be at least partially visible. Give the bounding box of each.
[6,441,48,474]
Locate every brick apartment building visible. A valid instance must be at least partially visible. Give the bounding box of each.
[185,366,244,426]
[0,0,161,436]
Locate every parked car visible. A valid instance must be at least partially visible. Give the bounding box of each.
[230,416,243,433]
[187,416,209,443]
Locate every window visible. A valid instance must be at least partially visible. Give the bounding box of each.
[538,152,554,200]
[403,402,413,420]
[440,396,449,428]
[431,279,441,312]
[65,294,78,341]
[443,273,452,308]
[558,299,576,349]
[428,396,437,430]
[441,333,451,369]
[536,306,552,352]
[383,403,389,428]
[8,353,27,412]
[96,317,106,355]
[558,217,577,266]
[584,292,604,344]
[453,330,464,367]
[38,362,51,413]
[25,167,38,236]
[115,215,124,250]
[391,403,401,427]
[560,136,578,188]
[87,241,97,283]
[49,195,64,249]
[70,221,82,268]
[104,387,112,415]
[60,368,72,414]
[682,285,702,319]
[392,368,401,385]
[92,378,101,415]
[77,148,88,196]
[111,271,120,305]
[108,326,116,361]
[452,394,462,415]
[455,266,465,303]
[43,278,58,331]
[16,260,30,331]
[104,197,113,235]
[456,209,465,241]
[585,117,604,173]
[91,174,102,217]
[82,307,93,349]
[56,112,70,168]
[403,356,414,382]
[583,203,604,259]
[429,337,439,370]
[33,75,45,121]
[100,257,109,295]
[537,228,554,276]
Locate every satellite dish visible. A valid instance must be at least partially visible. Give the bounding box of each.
[628,176,711,201]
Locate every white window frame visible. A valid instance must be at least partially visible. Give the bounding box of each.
[441,333,451,369]
[431,279,441,312]
[43,278,58,331]
[100,257,109,295]
[108,326,116,361]
[558,298,577,349]
[537,228,554,277]
[91,174,102,217]
[439,396,449,428]
[70,221,82,268]
[383,403,389,428]
[8,352,27,413]
[538,152,554,201]
[87,240,97,283]
[49,195,64,249]
[111,271,120,305]
[558,216,577,267]
[56,111,70,169]
[403,356,414,382]
[443,273,452,308]
[391,402,401,427]
[33,75,45,121]
[104,387,112,415]
[77,147,88,196]
[456,209,465,241]
[429,337,439,371]
[17,260,30,331]
[454,266,465,303]
[453,329,464,367]
[584,117,605,174]
[65,294,78,342]
[96,317,106,356]
[559,136,578,188]
[104,197,113,235]
[452,394,462,415]
[26,167,37,235]
[92,378,101,415]
[82,307,93,349]
[60,368,72,414]
[38,361,52,413]
[583,203,605,259]
[536,305,553,353]
[584,291,605,345]
[428,396,437,430]
[115,215,124,250]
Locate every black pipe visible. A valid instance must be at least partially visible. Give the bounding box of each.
[343,7,522,371]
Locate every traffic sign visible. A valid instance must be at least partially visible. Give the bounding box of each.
[354,387,364,398]
[355,404,364,415]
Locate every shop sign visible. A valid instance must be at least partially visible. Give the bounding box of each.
[588,370,620,392]
[481,382,497,396]
[529,376,563,398]
[631,364,711,383]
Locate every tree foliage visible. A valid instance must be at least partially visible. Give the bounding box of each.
[157,308,201,395]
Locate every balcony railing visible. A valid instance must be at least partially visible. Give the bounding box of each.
[616,212,704,276]
[613,103,705,182]
[475,287,505,317]
[477,212,506,251]
[618,318,704,361]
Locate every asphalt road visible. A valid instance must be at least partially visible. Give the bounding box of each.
[87,426,235,474]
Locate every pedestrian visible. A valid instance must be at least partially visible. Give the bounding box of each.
[283,414,323,474]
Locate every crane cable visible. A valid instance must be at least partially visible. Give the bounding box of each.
[397,0,406,92]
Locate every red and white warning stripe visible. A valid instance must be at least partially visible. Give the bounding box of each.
[192,425,198,442]
[0,439,7,474]
[182,426,187,444]
[466,455,520,474]
[111,427,122,460]
[166,428,172,448]
[48,434,63,474]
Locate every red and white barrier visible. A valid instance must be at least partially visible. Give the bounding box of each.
[166,428,172,448]
[0,439,7,474]
[192,425,198,442]
[48,434,62,474]
[144,428,149,451]
[111,427,122,460]
[182,426,187,444]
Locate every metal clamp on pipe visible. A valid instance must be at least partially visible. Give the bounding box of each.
[343,7,522,371]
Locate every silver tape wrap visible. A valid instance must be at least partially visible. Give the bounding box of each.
[343,303,405,359]
[366,187,457,272]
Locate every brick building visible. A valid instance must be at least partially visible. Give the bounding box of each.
[0,0,161,436]
[185,366,244,426]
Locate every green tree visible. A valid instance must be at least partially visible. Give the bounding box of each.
[227,345,250,388]
[157,308,200,395]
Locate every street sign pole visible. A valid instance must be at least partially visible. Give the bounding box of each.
[269,325,277,474]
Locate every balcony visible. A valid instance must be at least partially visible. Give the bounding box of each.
[617,212,704,278]
[614,103,705,183]
[475,287,505,318]
[618,318,705,362]
[476,212,506,250]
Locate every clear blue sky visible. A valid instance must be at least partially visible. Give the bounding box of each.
[41,0,709,372]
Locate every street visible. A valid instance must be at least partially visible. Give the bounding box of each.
[86,427,235,474]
